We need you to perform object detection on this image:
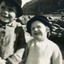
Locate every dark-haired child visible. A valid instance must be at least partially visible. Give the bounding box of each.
[0,0,26,64]
[23,16,62,64]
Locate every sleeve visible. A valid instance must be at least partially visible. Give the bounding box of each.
[6,26,27,64]
[52,44,62,64]
[0,57,6,64]
[20,44,29,64]
[6,47,26,64]
[20,41,32,64]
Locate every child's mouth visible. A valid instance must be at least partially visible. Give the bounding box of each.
[1,14,9,18]
[34,32,41,35]
[2,16,9,18]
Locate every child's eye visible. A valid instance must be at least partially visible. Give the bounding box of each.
[8,8,13,11]
[1,6,6,10]
[37,26,41,28]
[31,27,35,30]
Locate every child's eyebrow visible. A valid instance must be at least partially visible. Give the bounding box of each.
[5,1,15,7]
[6,4,14,7]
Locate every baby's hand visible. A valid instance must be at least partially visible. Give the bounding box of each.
[0,57,6,64]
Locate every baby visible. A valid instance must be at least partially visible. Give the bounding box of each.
[23,16,62,64]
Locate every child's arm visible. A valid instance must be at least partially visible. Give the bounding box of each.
[20,44,29,64]
[0,57,6,64]
[6,46,26,64]
[19,40,32,64]
[6,26,27,64]
[52,44,62,64]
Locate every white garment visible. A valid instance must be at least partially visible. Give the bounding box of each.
[25,39,62,64]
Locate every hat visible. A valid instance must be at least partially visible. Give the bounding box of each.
[14,0,23,17]
[0,0,23,17]
[27,16,52,34]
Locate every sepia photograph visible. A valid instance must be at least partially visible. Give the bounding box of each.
[0,0,64,64]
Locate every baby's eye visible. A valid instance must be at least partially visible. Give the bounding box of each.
[1,6,6,10]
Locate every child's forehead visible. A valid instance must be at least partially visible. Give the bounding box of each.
[31,20,50,28]
[31,20,46,27]
[32,20,45,25]
[1,1,16,7]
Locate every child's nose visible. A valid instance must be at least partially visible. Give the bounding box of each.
[34,28,38,31]
[4,10,8,14]
[4,10,9,17]
[4,8,9,14]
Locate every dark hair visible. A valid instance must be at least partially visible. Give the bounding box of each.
[27,16,52,35]
[0,0,23,17]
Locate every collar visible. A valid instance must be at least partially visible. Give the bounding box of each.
[0,20,16,29]
[6,20,16,27]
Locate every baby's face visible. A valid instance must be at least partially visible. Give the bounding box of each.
[0,1,17,24]
[31,21,47,41]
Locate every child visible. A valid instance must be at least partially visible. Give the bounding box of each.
[23,16,62,64]
[0,0,26,64]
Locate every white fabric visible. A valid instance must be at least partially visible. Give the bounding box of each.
[26,39,62,64]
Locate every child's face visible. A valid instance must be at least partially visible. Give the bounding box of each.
[0,1,17,23]
[31,21,47,41]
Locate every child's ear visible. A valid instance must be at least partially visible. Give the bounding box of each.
[46,26,50,32]
[46,26,51,38]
